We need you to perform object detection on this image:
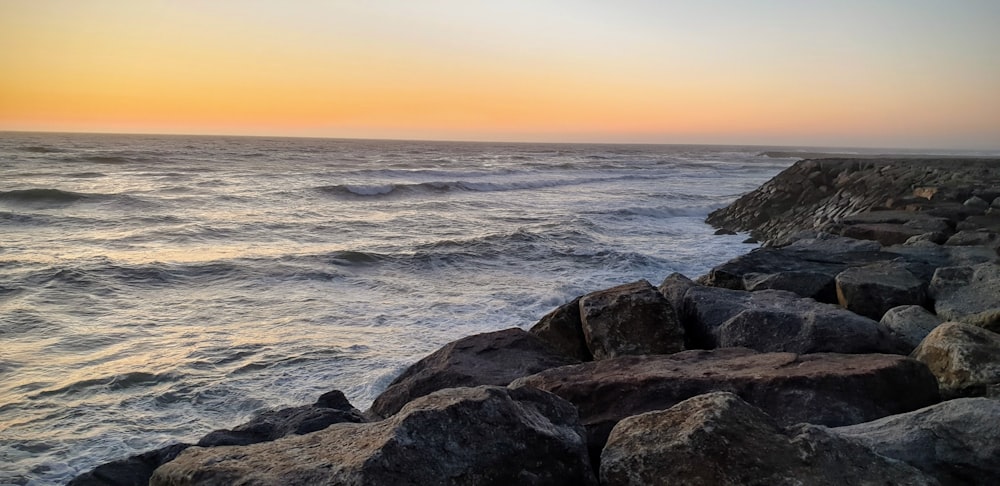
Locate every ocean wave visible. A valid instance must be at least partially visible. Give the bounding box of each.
[31,371,182,398]
[314,174,659,199]
[0,188,91,204]
[17,145,66,154]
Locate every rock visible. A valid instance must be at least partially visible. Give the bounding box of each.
[929,263,1000,330]
[945,230,1000,252]
[511,348,939,459]
[714,228,736,235]
[706,158,1000,245]
[963,196,990,210]
[656,273,695,312]
[529,297,592,362]
[742,237,758,244]
[905,232,949,245]
[842,223,929,246]
[600,392,937,486]
[681,286,907,354]
[368,328,577,418]
[879,305,943,351]
[578,280,684,360]
[835,261,927,320]
[883,243,998,271]
[68,444,191,486]
[698,234,889,303]
[836,397,1000,486]
[197,390,366,447]
[151,386,597,486]
[911,321,1000,398]
[955,214,1000,232]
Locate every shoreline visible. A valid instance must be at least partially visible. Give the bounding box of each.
[71,157,1000,485]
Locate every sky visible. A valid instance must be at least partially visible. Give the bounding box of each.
[1,0,999,149]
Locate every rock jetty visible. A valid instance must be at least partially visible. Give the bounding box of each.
[70,157,1000,486]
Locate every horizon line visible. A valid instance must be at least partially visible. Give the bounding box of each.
[3,129,999,154]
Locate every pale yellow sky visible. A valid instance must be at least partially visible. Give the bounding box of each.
[1,0,998,148]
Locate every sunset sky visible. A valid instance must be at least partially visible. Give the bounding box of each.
[2,0,999,149]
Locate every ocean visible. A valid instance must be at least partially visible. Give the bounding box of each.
[0,133,793,484]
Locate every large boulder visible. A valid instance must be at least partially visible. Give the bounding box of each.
[601,392,937,486]
[835,261,927,320]
[368,328,577,418]
[511,348,939,459]
[197,390,366,447]
[68,444,191,486]
[151,386,597,486]
[910,321,1000,398]
[680,286,907,354]
[836,398,1000,486]
[929,263,1000,331]
[529,297,592,362]
[578,280,684,359]
[879,305,943,352]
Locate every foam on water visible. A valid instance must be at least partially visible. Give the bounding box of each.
[0,133,795,484]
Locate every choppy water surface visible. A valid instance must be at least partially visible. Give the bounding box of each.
[0,133,793,484]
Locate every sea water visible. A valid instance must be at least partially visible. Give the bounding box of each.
[0,133,793,484]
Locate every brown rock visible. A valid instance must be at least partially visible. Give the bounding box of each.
[152,386,598,486]
[578,280,684,360]
[601,392,937,486]
[911,321,1000,398]
[529,297,592,362]
[511,348,939,459]
[368,328,577,418]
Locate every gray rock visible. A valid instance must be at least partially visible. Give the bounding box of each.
[945,230,1000,249]
[152,386,598,486]
[993,196,1000,209]
[368,328,577,418]
[699,235,889,303]
[511,348,939,459]
[883,244,998,270]
[929,263,1000,331]
[529,297,592,362]
[911,321,1000,398]
[879,305,943,351]
[681,286,907,354]
[578,280,684,360]
[835,261,927,320]
[963,196,990,210]
[601,392,937,486]
[836,398,1000,486]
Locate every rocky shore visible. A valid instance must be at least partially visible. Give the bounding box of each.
[70,157,1000,486]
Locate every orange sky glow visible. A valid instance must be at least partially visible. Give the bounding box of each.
[2,1,999,149]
